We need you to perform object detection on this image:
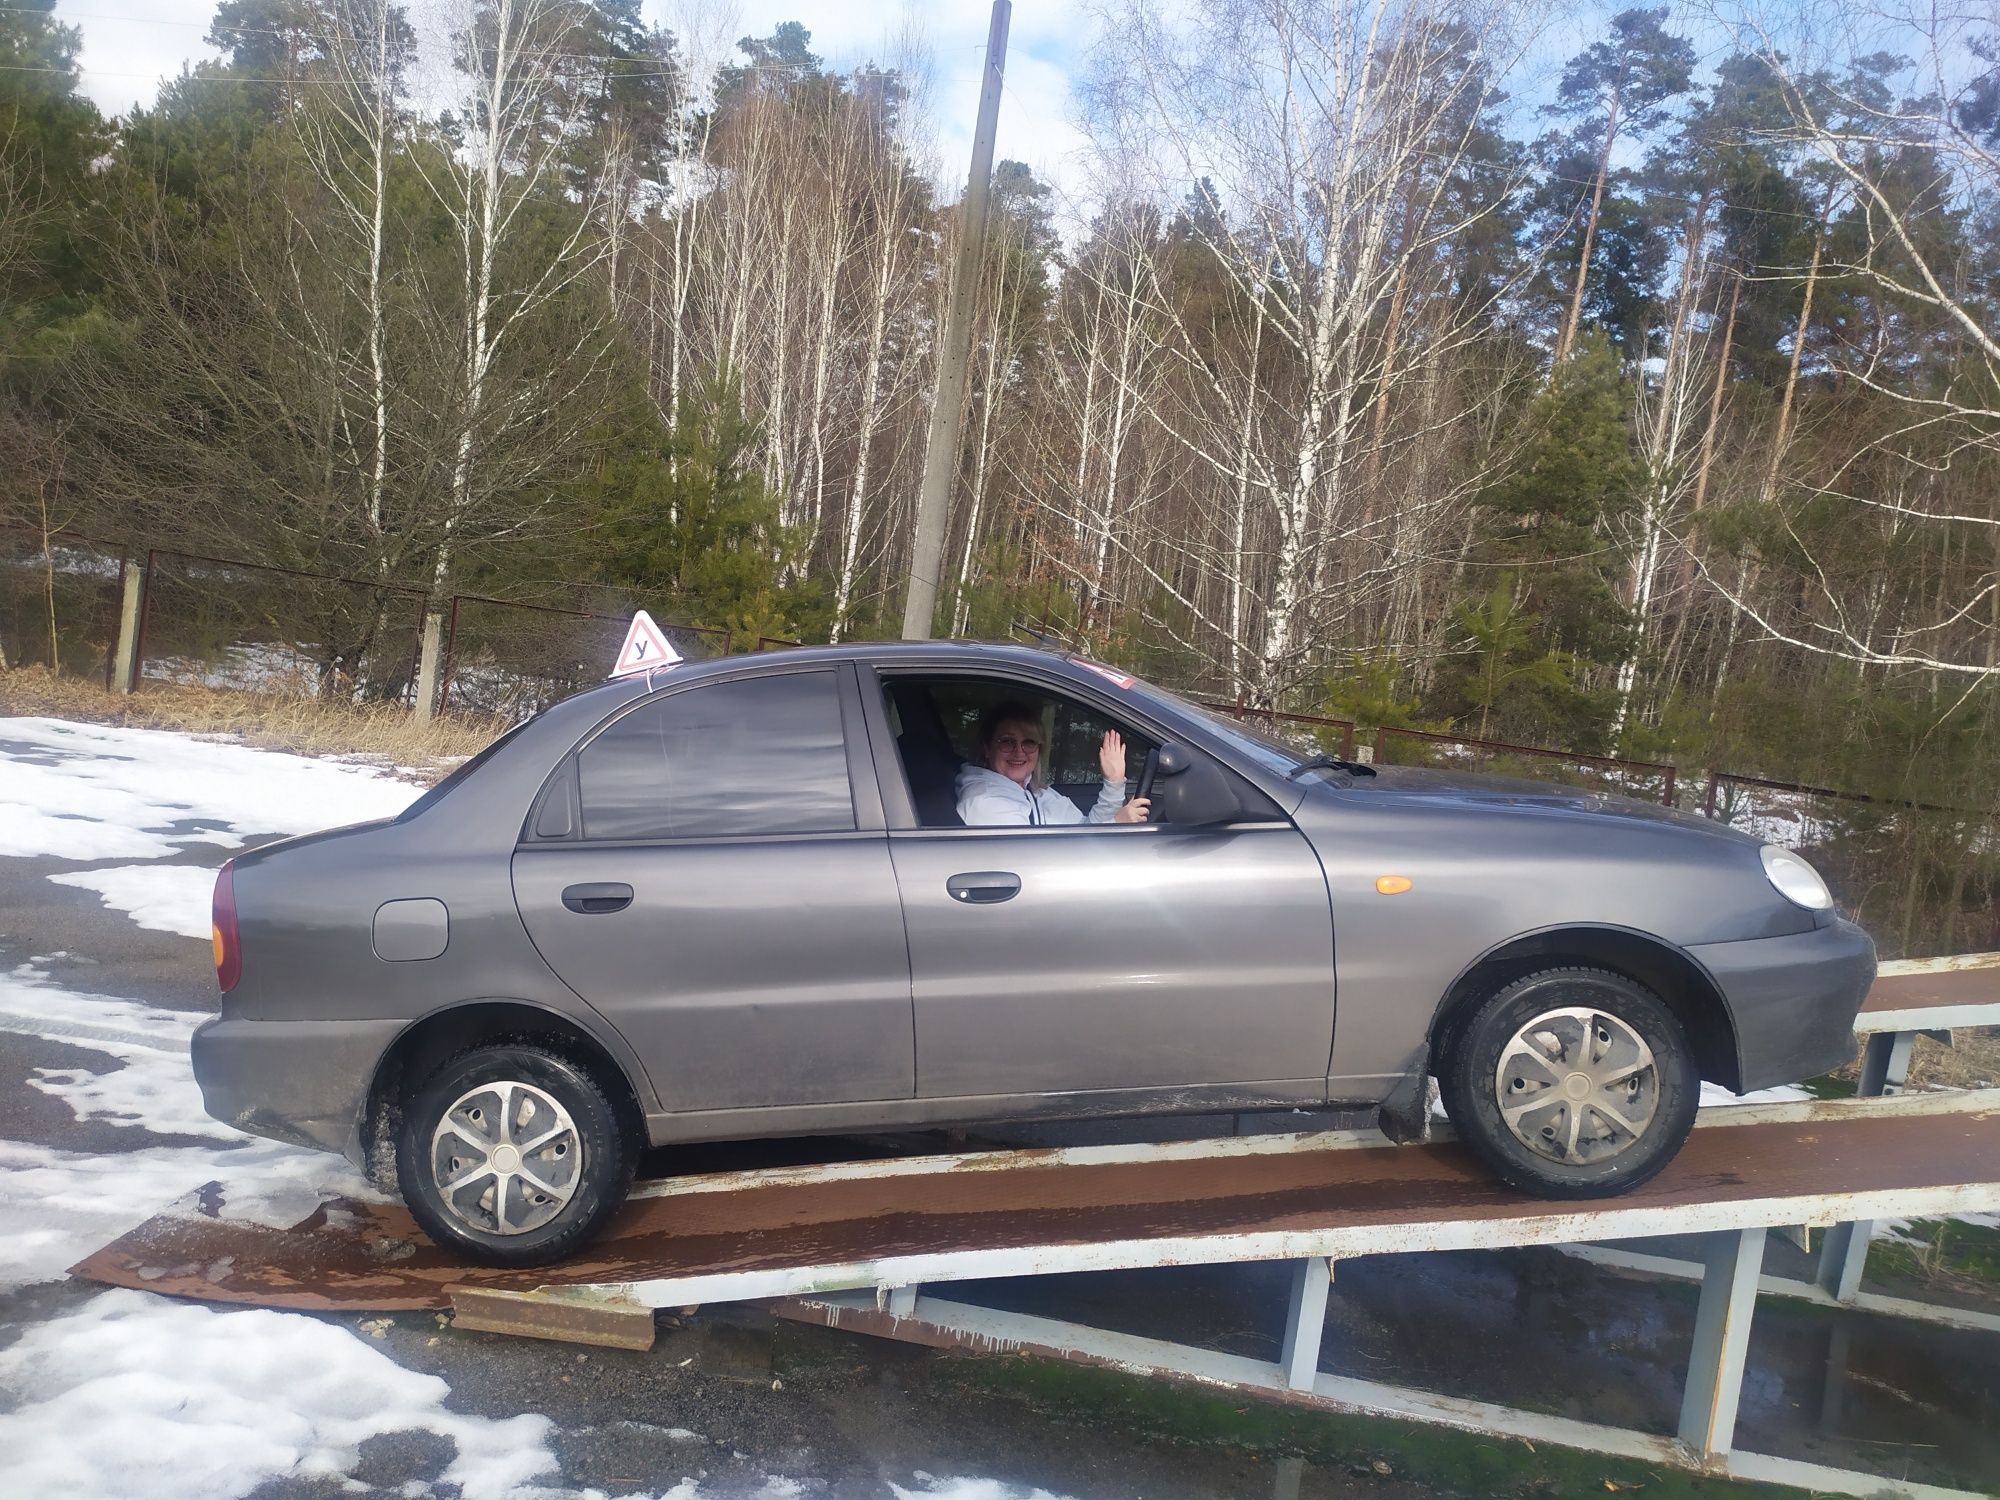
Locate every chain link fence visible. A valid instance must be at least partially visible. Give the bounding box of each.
[436,596,729,718]
[137,549,427,703]
[1372,725,1679,806]
[0,527,126,685]
[7,529,1995,957]
[1703,772,2000,960]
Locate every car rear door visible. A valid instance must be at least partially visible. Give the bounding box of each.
[512,663,914,1112]
[868,669,1336,1102]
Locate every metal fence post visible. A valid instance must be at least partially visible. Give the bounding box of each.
[1678,1226,1766,1458]
[1816,1029,1916,1301]
[436,596,464,715]
[1278,1256,1332,1391]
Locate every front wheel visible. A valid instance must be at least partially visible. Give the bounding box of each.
[396,1043,634,1266]
[1437,968,1699,1199]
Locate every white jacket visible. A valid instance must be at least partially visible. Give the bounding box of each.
[954,762,1124,826]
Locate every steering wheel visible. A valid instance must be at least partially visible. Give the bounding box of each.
[1133,745,1161,818]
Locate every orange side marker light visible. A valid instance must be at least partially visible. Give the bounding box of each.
[1375,875,1413,895]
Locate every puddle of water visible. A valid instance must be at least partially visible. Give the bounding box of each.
[951,1245,2000,1489]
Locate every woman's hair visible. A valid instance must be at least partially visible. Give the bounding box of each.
[975,699,1046,771]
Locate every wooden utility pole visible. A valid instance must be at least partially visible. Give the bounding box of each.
[901,0,1011,640]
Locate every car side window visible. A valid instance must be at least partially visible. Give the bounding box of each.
[577,671,854,840]
[882,674,1153,829]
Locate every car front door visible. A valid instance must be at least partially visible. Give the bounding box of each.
[512,663,914,1113]
[868,670,1336,1103]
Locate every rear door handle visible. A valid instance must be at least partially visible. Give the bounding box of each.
[946,871,1021,905]
[562,882,633,914]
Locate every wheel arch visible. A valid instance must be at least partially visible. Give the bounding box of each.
[361,998,650,1185]
[1426,924,1742,1091]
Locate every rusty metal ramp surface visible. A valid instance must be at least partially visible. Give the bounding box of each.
[70,1091,2000,1312]
[1862,951,2000,1030]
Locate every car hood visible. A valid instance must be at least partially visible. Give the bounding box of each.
[1323,763,1761,845]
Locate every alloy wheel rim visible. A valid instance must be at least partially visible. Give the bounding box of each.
[428,1080,582,1235]
[1493,1005,1659,1166]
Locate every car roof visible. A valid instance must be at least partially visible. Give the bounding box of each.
[562,639,1100,708]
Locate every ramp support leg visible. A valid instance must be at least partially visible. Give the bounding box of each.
[1678,1227,1765,1458]
[1816,1029,1914,1301]
[880,1285,918,1318]
[1279,1257,1332,1392]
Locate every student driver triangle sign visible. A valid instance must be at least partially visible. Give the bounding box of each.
[609,609,683,678]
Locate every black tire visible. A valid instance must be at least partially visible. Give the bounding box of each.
[1437,967,1699,1199]
[396,1043,634,1266]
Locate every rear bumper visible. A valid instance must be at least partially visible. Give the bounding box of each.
[1690,917,1876,1093]
[191,1015,403,1164]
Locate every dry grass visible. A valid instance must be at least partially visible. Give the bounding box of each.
[0,665,505,782]
[1906,1026,2000,1091]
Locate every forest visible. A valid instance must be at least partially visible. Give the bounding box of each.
[2,0,1998,816]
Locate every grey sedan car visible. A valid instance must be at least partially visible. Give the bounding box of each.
[193,642,1874,1265]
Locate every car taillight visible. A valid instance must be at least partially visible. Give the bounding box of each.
[213,860,241,993]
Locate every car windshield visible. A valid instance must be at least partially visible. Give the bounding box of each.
[1116,676,1321,777]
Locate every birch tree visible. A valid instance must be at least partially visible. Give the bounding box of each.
[1085,0,1545,703]
[409,0,619,707]
[1703,0,2000,678]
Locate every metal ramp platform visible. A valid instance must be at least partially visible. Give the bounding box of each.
[71,953,2000,1499]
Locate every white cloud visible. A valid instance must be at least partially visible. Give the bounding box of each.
[58,0,1097,199]
[56,0,226,118]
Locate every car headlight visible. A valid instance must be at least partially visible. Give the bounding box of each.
[1761,845,1833,910]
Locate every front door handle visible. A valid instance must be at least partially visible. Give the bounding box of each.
[562,882,633,914]
[946,871,1021,905]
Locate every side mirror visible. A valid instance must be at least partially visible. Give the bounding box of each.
[1147,740,1244,826]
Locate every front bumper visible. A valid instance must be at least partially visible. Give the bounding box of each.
[1689,916,1876,1093]
[191,1015,404,1164]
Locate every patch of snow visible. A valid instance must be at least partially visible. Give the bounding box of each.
[147,642,334,697]
[1700,1081,1812,1107]
[890,1480,1079,1500]
[0,716,421,860]
[48,863,215,940]
[0,960,382,1290]
[0,1290,559,1500]
[1432,1080,1810,1125]
[1,958,237,1139]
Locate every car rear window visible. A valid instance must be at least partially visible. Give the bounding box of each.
[395,713,538,823]
[577,670,855,840]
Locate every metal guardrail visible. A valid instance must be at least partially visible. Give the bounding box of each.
[1191,698,1359,760]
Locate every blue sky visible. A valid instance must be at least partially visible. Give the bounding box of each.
[54,0,1098,197]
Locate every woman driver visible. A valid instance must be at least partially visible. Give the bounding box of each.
[953,700,1152,826]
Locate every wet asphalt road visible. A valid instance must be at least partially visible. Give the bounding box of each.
[4,832,2000,1498]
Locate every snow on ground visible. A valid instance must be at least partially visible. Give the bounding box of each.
[47,863,215,940]
[0,715,422,862]
[1699,1081,1811,1107]
[1,714,423,944]
[0,1290,562,1500]
[4,957,253,1141]
[0,957,383,1290]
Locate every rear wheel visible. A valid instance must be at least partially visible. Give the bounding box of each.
[1438,967,1698,1199]
[396,1043,634,1266]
